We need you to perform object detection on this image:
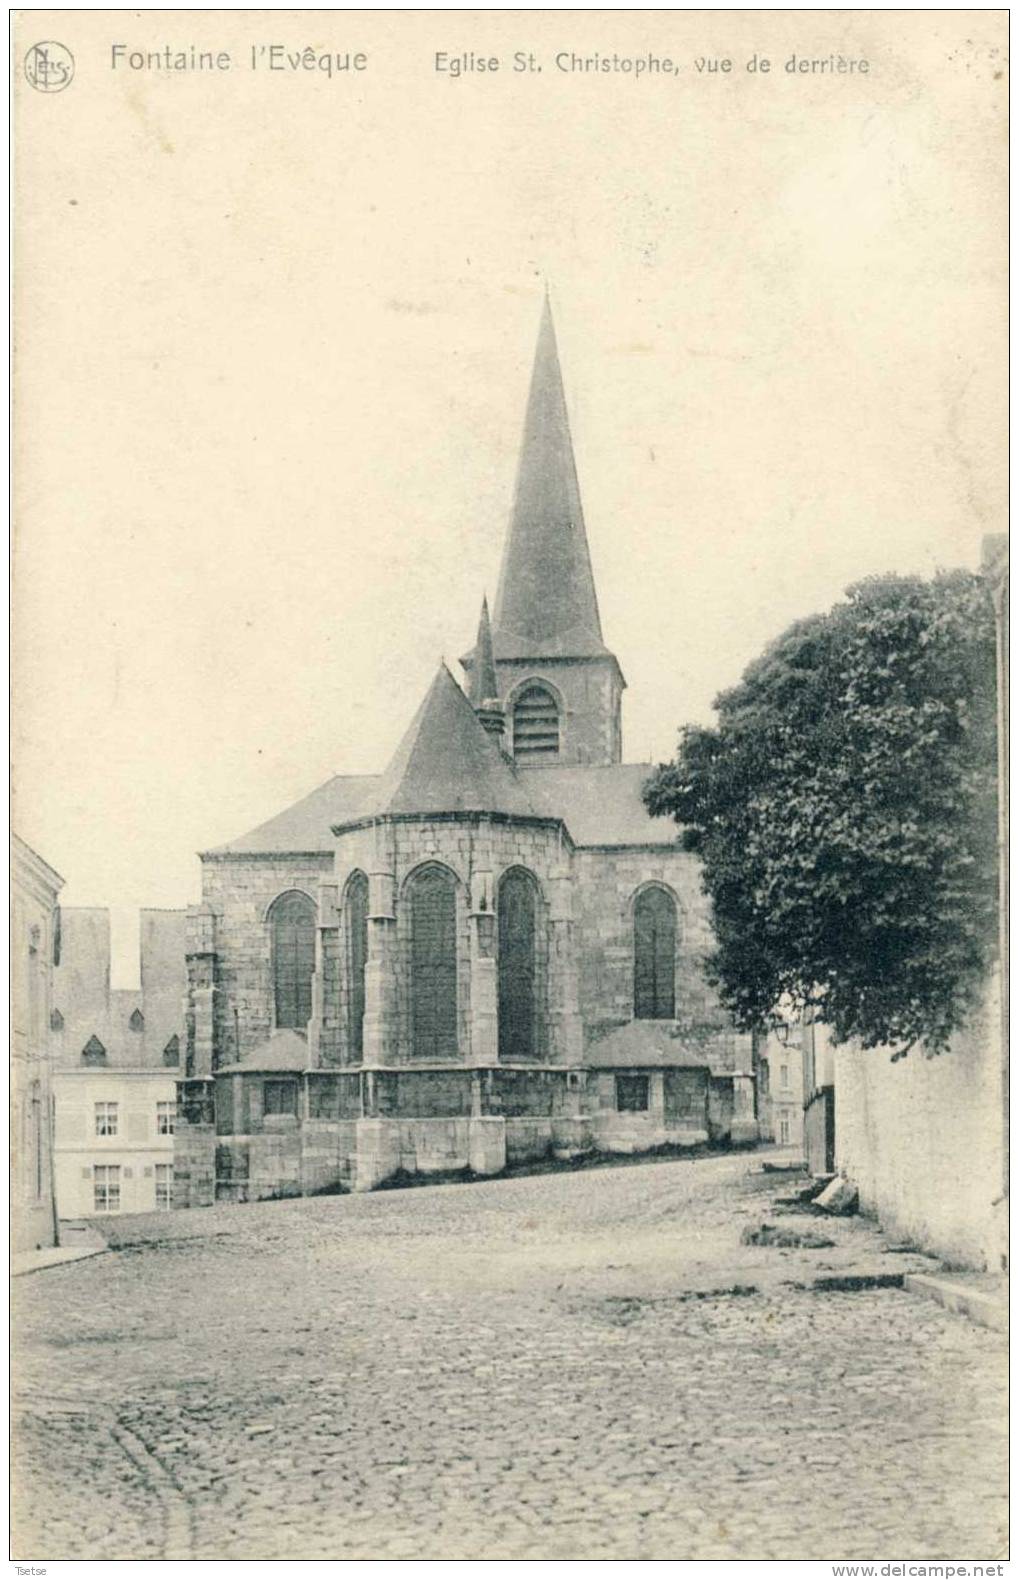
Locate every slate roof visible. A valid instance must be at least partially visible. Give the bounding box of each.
[489,297,611,662]
[526,763,679,847]
[345,664,544,824]
[216,1028,309,1075]
[204,775,377,856]
[206,758,678,856]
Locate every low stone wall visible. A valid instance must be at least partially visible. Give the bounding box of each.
[835,975,1006,1272]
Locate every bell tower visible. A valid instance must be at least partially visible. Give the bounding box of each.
[464,295,625,767]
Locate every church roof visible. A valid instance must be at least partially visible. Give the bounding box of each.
[525,763,678,847]
[345,664,544,824]
[203,775,376,856]
[216,1028,309,1075]
[490,297,611,663]
[205,759,678,856]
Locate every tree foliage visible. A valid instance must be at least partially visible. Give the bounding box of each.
[643,571,1000,1054]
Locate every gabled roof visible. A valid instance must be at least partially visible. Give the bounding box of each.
[491,297,611,662]
[525,763,678,847]
[216,1028,309,1075]
[343,664,546,824]
[203,761,679,857]
[203,775,377,856]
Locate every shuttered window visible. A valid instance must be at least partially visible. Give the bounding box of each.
[498,869,539,1061]
[634,887,677,1020]
[512,685,560,760]
[410,867,458,1060]
[346,872,369,1060]
[270,892,316,1030]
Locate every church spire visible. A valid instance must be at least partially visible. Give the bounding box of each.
[469,596,498,700]
[469,595,505,738]
[491,296,610,661]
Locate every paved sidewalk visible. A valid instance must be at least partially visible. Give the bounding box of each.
[12,1222,107,1278]
[11,1153,1008,1561]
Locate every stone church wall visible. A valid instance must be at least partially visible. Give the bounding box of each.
[199,853,332,1064]
[573,847,748,1071]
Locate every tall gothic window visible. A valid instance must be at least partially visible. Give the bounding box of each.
[269,891,316,1030]
[498,868,540,1061]
[409,866,458,1060]
[346,871,369,1060]
[633,886,677,1020]
[512,684,560,760]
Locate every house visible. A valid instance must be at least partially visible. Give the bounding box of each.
[51,908,186,1218]
[11,835,63,1251]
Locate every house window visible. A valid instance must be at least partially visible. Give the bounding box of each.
[633,887,677,1020]
[263,1079,298,1117]
[410,866,458,1060]
[162,1034,180,1067]
[779,1113,791,1145]
[81,1034,107,1068]
[780,1063,790,1090]
[512,684,560,760]
[94,1101,118,1137]
[616,1073,650,1113]
[269,891,317,1030]
[154,1163,173,1209]
[346,871,369,1060]
[498,868,540,1061]
[93,1165,121,1212]
[156,1100,176,1136]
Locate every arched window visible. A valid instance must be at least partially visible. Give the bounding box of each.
[269,891,316,1030]
[129,1008,145,1033]
[409,866,458,1060]
[346,872,369,1060]
[633,886,677,1020]
[498,868,540,1061]
[512,684,560,760]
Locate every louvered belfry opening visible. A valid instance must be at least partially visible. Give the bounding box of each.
[410,866,458,1060]
[498,868,540,1061]
[270,891,316,1030]
[512,684,560,760]
[634,886,677,1020]
[346,871,369,1060]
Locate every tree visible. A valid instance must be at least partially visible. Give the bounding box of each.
[643,571,999,1055]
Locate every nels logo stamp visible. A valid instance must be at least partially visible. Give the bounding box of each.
[24,41,75,92]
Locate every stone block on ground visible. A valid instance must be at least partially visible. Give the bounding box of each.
[816,1176,859,1215]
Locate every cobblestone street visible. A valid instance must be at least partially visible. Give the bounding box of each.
[12,1153,1008,1561]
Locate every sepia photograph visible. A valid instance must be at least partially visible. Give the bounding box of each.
[11,8,1008,1566]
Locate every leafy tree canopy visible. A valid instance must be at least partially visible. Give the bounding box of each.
[643,571,999,1054]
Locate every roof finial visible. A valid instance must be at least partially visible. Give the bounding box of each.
[470,594,504,737]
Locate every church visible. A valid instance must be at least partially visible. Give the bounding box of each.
[175,299,758,1206]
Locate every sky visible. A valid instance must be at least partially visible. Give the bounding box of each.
[13,11,1006,982]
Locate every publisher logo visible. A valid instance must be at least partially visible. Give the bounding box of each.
[24,41,75,93]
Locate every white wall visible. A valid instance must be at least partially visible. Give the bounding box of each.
[835,973,1006,1272]
[53,1070,177,1218]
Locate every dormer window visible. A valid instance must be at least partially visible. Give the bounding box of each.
[512,684,560,760]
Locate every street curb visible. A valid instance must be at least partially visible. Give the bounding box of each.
[903,1273,1008,1335]
[12,1239,108,1277]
